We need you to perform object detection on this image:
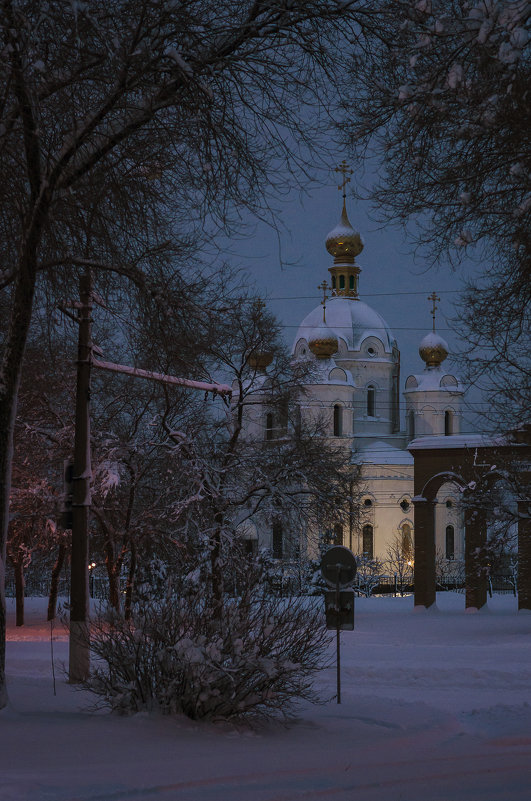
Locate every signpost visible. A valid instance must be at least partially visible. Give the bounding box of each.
[320,545,357,704]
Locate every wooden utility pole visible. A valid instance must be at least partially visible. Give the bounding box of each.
[69,270,92,682]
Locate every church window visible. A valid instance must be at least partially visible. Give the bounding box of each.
[367,346,376,356]
[401,524,413,559]
[408,410,415,440]
[349,275,355,290]
[362,524,374,559]
[363,498,373,507]
[265,413,273,441]
[400,499,410,512]
[339,275,345,289]
[272,521,283,559]
[446,499,453,509]
[333,404,342,436]
[331,275,336,289]
[334,523,343,546]
[367,386,375,417]
[445,410,453,436]
[445,525,455,560]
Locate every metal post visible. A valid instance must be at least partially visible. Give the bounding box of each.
[336,566,341,704]
[69,270,92,682]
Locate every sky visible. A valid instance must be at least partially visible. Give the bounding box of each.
[224,172,482,433]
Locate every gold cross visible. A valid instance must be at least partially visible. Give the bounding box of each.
[318,280,329,323]
[335,160,353,200]
[428,291,440,332]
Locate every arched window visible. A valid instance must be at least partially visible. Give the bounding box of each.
[401,524,413,559]
[445,410,453,436]
[367,386,375,417]
[265,413,273,441]
[446,525,455,560]
[349,275,355,290]
[334,523,343,546]
[331,275,336,289]
[272,521,283,559]
[333,404,342,436]
[362,524,374,559]
[408,410,415,441]
[339,274,345,289]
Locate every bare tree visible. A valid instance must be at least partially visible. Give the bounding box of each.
[0,0,391,706]
[342,0,531,429]
[385,531,413,596]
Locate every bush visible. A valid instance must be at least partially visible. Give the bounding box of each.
[84,573,331,722]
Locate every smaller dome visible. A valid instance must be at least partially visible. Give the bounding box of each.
[419,331,449,367]
[325,202,363,260]
[248,351,273,371]
[308,323,338,359]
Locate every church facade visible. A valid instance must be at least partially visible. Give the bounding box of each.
[239,189,466,570]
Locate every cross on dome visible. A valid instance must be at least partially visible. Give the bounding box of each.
[335,160,353,200]
[318,280,329,323]
[428,291,441,333]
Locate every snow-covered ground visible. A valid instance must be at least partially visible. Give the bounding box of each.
[2,593,531,801]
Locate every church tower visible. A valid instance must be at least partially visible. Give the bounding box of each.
[403,293,464,441]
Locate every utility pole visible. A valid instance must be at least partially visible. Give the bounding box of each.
[69,270,92,682]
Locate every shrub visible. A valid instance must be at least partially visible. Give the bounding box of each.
[84,570,331,722]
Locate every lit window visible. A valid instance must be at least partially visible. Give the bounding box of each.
[362,524,374,559]
[401,524,413,559]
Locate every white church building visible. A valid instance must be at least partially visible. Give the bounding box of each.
[238,190,466,568]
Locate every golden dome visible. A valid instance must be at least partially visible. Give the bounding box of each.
[308,323,338,359]
[325,201,364,260]
[419,332,449,368]
[248,351,273,371]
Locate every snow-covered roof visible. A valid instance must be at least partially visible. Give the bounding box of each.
[408,434,506,451]
[354,439,414,465]
[404,367,464,394]
[293,297,396,355]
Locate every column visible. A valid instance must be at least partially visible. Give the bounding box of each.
[464,507,487,610]
[413,498,437,608]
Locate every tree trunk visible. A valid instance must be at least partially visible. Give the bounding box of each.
[108,565,121,611]
[14,559,24,627]
[48,541,67,621]
[0,249,41,707]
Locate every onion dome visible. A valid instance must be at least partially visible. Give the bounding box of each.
[308,323,339,359]
[419,331,449,368]
[325,201,364,261]
[248,351,273,371]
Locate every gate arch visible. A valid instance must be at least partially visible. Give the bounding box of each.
[409,434,531,611]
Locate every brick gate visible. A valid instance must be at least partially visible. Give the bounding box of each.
[408,432,531,611]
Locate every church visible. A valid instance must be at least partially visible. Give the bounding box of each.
[238,173,467,570]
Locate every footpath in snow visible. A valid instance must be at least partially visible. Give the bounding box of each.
[2,592,531,801]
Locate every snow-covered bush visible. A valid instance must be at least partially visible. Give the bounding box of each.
[84,569,331,722]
